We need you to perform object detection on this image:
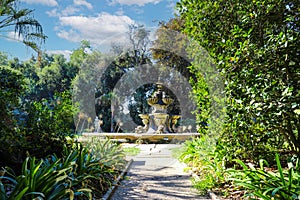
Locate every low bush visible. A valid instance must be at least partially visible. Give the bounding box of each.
[0,157,77,200]
[179,136,226,194]
[227,154,300,200]
[59,142,121,198]
[83,137,126,171]
[0,92,77,174]
[0,141,126,200]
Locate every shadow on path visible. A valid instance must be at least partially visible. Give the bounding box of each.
[110,144,210,200]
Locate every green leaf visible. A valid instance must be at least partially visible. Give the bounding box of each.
[271,186,284,197]
[294,109,300,115]
[14,186,29,200]
[275,154,286,187]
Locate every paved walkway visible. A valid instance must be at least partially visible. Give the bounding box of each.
[110,144,210,200]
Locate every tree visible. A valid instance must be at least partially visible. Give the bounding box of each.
[37,54,78,99]
[0,65,25,129]
[0,0,46,51]
[128,24,151,64]
[72,49,105,132]
[70,40,91,69]
[0,65,26,171]
[151,17,194,80]
[0,52,8,65]
[94,24,152,132]
[0,54,78,172]
[151,17,206,130]
[177,0,300,161]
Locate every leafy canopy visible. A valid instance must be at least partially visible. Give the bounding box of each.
[177,0,300,160]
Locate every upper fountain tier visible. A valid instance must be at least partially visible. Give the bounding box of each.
[147,83,173,113]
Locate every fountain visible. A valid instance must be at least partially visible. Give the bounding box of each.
[135,83,180,134]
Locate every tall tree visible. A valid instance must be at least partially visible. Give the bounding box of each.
[95,24,152,132]
[0,0,46,51]
[152,17,193,80]
[151,17,203,127]
[70,40,91,69]
[128,24,151,64]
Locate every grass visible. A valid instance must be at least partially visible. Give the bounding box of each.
[122,146,141,156]
[170,145,185,159]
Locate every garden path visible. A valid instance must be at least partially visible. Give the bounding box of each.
[110,144,211,200]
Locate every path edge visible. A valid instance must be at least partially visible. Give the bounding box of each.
[190,169,221,200]
[208,190,221,200]
[102,159,133,200]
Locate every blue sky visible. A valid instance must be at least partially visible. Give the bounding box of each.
[0,0,178,60]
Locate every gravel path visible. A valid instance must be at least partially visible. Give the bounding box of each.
[110,144,211,200]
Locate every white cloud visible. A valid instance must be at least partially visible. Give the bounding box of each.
[46,6,80,17]
[6,32,23,42]
[46,50,72,60]
[21,0,58,7]
[167,0,178,15]
[46,1,91,17]
[46,9,59,17]
[61,6,81,16]
[115,8,124,15]
[166,0,176,9]
[108,0,161,6]
[56,13,134,47]
[74,0,93,9]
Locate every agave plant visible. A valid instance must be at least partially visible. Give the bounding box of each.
[0,157,72,200]
[0,140,126,200]
[59,142,120,198]
[84,137,126,170]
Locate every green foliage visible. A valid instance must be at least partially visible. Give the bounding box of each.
[5,52,79,102]
[72,50,104,132]
[122,146,141,157]
[179,136,226,194]
[69,40,91,69]
[1,156,77,200]
[56,143,117,198]
[0,43,86,180]
[0,91,77,173]
[0,66,27,171]
[177,0,300,163]
[25,92,76,136]
[0,0,46,51]
[0,142,124,200]
[84,137,126,170]
[0,66,25,125]
[188,63,210,134]
[227,154,300,199]
[34,53,79,100]
[21,92,77,158]
[151,17,195,81]
[0,52,8,65]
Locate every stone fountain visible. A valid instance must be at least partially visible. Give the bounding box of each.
[135,83,180,134]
